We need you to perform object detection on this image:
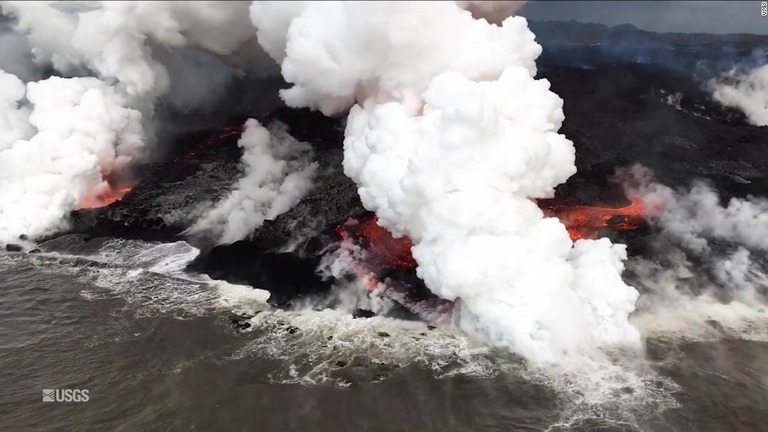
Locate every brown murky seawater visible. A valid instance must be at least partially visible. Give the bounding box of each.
[1,247,767,432]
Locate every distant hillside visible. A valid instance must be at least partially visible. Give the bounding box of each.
[529,20,768,79]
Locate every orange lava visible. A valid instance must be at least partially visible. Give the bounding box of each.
[337,215,417,270]
[179,126,243,160]
[79,185,133,209]
[78,125,245,211]
[540,197,646,241]
[338,198,646,272]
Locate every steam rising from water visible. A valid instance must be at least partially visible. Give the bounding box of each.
[0,1,645,364]
[1,0,766,370]
[0,73,144,243]
[618,165,768,336]
[0,1,270,243]
[1,5,768,430]
[251,1,641,363]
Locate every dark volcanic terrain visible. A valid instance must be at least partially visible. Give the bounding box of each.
[60,25,767,309]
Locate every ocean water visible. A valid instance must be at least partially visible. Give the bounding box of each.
[1,239,767,432]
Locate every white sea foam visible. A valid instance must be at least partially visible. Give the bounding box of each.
[233,307,507,385]
[4,238,268,318]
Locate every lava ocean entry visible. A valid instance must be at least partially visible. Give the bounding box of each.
[3,2,768,430]
[339,197,647,274]
[72,115,652,324]
[337,214,452,323]
[78,126,247,211]
[337,216,417,272]
[334,196,647,323]
[79,185,134,209]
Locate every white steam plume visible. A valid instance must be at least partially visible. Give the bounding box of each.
[249,1,540,115]
[619,165,768,254]
[2,1,276,126]
[615,165,768,337]
[0,70,31,150]
[0,71,144,243]
[629,249,768,342]
[187,119,318,245]
[1,1,258,100]
[250,1,642,363]
[710,65,768,126]
[0,2,291,244]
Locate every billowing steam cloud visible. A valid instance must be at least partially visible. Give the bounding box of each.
[710,65,768,126]
[617,165,768,339]
[0,1,274,244]
[0,71,143,244]
[0,70,31,149]
[6,1,727,364]
[652,183,768,252]
[619,165,768,254]
[251,1,642,363]
[187,119,317,245]
[1,1,258,99]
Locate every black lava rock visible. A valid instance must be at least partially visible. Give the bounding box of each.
[544,63,766,203]
[188,239,331,307]
[352,309,377,319]
[60,50,767,310]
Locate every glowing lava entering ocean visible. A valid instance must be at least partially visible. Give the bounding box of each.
[334,196,646,325]
[340,198,647,273]
[79,185,134,209]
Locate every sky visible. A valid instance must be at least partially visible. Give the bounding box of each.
[520,1,768,35]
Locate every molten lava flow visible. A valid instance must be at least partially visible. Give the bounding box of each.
[336,214,454,323]
[78,125,248,210]
[337,216,406,291]
[539,197,646,241]
[336,199,645,323]
[335,198,646,323]
[337,215,417,270]
[339,199,646,271]
[79,184,133,209]
[337,198,646,287]
[179,126,243,160]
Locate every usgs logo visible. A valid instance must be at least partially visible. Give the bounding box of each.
[42,389,90,403]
